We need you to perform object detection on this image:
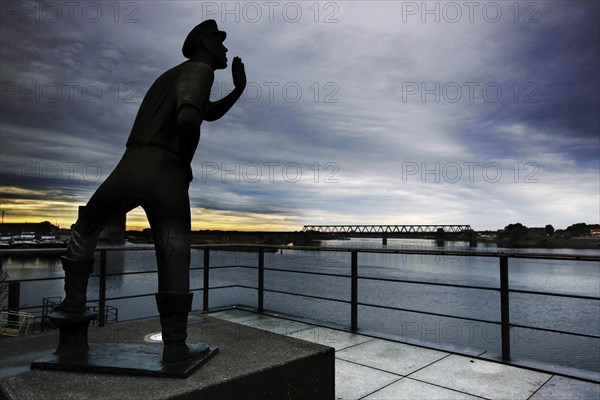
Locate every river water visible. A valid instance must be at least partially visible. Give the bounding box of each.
[2,238,599,374]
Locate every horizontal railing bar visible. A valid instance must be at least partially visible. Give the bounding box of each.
[263,288,351,305]
[359,275,499,291]
[357,301,500,325]
[509,289,600,301]
[3,304,44,312]
[509,323,600,340]
[192,245,600,261]
[264,267,351,279]
[89,293,155,302]
[104,267,202,277]
[230,285,262,291]
[4,265,241,283]
[102,265,255,275]
[91,285,241,303]
[5,267,203,282]
[190,284,242,292]
[6,276,63,283]
[5,268,259,284]
[238,243,595,256]
[200,265,351,281]
[209,265,257,270]
[0,245,159,255]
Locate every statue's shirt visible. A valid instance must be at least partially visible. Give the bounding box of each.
[126,60,214,155]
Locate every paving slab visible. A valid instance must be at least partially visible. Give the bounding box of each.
[529,375,600,400]
[363,377,482,400]
[335,359,400,400]
[287,326,374,351]
[202,309,260,324]
[410,354,551,400]
[335,339,449,376]
[207,309,314,335]
[238,316,313,335]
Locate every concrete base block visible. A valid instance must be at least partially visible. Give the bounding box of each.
[0,314,335,400]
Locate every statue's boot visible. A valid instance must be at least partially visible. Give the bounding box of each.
[155,292,209,363]
[53,256,95,314]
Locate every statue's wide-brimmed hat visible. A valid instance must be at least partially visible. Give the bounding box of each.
[182,19,227,58]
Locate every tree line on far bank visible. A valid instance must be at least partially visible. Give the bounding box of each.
[503,222,600,243]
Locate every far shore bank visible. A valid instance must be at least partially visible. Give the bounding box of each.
[2,232,599,252]
[496,237,600,250]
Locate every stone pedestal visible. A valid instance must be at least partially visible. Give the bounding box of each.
[1,315,335,399]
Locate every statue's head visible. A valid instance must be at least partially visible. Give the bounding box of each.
[182,19,228,69]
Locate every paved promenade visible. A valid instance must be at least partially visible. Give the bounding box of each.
[207,309,600,400]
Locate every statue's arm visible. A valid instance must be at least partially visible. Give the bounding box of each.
[177,105,202,168]
[204,87,244,121]
[175,63,214,173]
[205,56,246,122]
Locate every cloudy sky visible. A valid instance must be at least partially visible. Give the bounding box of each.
[1,0,598,231]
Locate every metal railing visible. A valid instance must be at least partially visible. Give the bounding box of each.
[1,245,599,372]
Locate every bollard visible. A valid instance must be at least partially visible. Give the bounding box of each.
[49,310,97,356]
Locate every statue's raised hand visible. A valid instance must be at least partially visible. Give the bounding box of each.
[232,56,246,90]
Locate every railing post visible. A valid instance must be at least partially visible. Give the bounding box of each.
[500,255,511,361]
[203,248,210,312]
[258,247,264,313]
[8,282,20,311]
[351,250,358,332]
[98,250,106,327]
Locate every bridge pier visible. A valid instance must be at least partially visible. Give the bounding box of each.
[435,229,446,247]
[469,232,478,247]
[382,236,387,246]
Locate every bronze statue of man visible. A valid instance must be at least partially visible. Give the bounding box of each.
[56,20,246,363]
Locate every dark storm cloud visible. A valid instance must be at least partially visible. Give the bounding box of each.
[1,1,598,230]
[456,1,600,166]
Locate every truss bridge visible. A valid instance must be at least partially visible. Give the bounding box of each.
[302,225,472,234]
[302,225,476,246]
